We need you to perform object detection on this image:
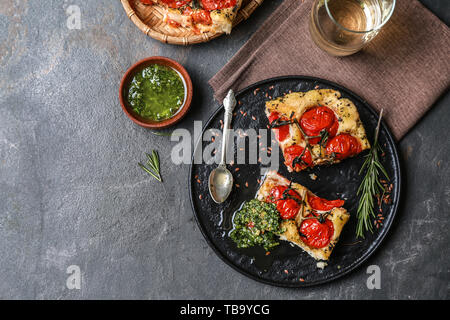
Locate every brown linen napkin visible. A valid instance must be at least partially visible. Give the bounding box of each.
[209,0,450,140]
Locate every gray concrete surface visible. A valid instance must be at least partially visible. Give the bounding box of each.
[0,0,449,299]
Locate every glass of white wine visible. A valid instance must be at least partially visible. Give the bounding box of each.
[309,0,396,56]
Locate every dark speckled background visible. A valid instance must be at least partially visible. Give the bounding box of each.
[0,0,448,299]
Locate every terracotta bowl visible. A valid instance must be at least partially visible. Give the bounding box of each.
[119,56,193,129]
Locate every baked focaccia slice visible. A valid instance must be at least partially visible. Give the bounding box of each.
[265,89,370,172]
[256,171,350,261]
[140,0,243,34]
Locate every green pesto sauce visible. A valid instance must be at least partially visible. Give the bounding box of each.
[230,199,284,251]
[127,64,185,121]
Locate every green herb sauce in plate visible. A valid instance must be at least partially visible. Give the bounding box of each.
[127,64,185,121]
[230,199,284,251]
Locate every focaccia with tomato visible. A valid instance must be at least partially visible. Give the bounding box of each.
[140,0,242,34]
[266,89,370,172]
[256,171,350,261]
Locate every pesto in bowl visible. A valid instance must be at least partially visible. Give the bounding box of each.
[127,64,185,122]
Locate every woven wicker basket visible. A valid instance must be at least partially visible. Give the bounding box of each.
[120,0,264,45]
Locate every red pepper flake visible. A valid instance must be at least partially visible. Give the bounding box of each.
[245,182,249,188]
[265,93,269,98]
[238,100,242,105]
[235,167,240,172]
[199,195,203,200]
[243,112,247,117]
[269,85,274,90]
[235,184,240,188]
[240,110,244,115]
[269,96,272,99]
[252,116,256,121]
[197,179,201,184]
[257,179,261,184]
[284,270,289,274]
[211,137,215,142]
[194,175,198,179]
[265,251,271,256]
[253,88,260,95]
[314,85,319,89]
[299,278,305,282]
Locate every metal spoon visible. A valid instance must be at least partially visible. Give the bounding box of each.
[208,89,236,204]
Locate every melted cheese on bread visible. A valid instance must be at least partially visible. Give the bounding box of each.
[265,89,370,170]
[256,171,350,261]
[162,0,242,34]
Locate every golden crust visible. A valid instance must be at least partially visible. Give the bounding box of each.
[256,171,350,261]
[209,1,242,34]
[265,89,370,171]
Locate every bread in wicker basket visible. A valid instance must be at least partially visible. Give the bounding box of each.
[120,0,264,45]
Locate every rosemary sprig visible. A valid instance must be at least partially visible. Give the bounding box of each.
[191,0,201,9]
[318,129,329,154]
[269,118,295,128]
[138,150,163,182]
[356,109,389,238]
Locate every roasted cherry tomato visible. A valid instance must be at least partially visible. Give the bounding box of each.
[160,0,191,8]
[268,112,291,142]
[201,0,236,11]
[192,9,212,25]
[326,133,362,160]
[300,106,339,144]
[308,193,344,211]
[267,186,302,220]
[284,145,312,171]
[299,214,334,249]
[183,6,193,15]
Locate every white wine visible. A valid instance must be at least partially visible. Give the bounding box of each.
[309,0,393,56]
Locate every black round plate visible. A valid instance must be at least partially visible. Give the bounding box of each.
[189,76,401,287]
